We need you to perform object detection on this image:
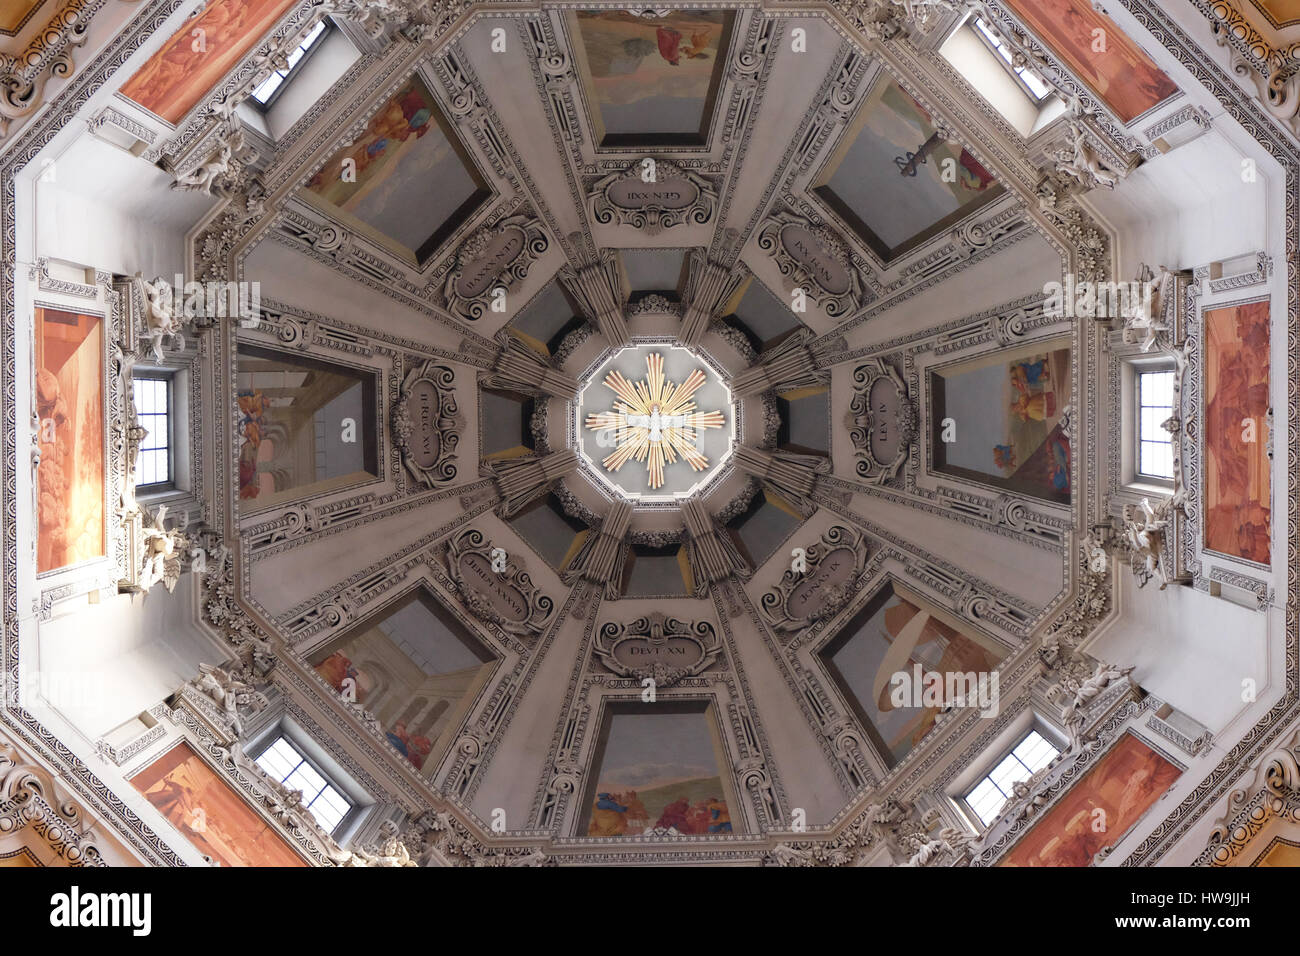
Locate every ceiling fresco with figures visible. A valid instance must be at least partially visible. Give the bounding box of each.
[2,0,1300,893]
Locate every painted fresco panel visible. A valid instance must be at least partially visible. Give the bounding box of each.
[821,584,1004,768]
[574,10,730,144]
[310,592,493,776]
[931,347,1072,505]
[817,78,1001,259]
[1001,735,1180,867]
[236,345,377,507]
[120,0,299,124]
[583,705,734,837]
[1002,0,1179,123]
[1204,301,1270,564]
[36,307,105,573]
[132,743,307,867]
[303,75,485,262]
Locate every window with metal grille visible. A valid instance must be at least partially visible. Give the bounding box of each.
[971,17,1053,102]
[1137,369,1176,480]
[964,729,1061,826]
[254,734,353,834]
[250,20,328,108]
[133,375,172,490]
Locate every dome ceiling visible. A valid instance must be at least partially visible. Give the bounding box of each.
[1,0,1294,873]
[215,6,1072,848]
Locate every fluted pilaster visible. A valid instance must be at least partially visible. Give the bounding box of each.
[734,445,821,516]
[731,331,827,396]
[485,337,579,399]
[680,254,746,345]
[563,501,632,597]
[490,450,578,517]
[559,252,629,346]
[682,499,749,592]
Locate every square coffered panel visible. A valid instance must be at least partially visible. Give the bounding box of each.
[301,73,489,264]
[571,9,734,147]
[814,76,1003,262]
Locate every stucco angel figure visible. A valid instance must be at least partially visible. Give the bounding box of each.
[140,505,189,594]
[170,133,241,195]
[268,782,307,826]
[504,847,548,867]
[998,766,1054,823]
[343,832,418,867]
[1121,264,1174,351]
[137,275,185,361]
[1057,659,1136,750]
[767,843,815,867]
[1055,119,1122,190]
[888,0,961,28]
[193,663,258,737]
[1121,492,1185,589]
[901,834,951,867]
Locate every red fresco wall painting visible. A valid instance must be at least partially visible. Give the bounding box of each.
[119,0,299,125]
[132,743,307,867]
[1001,0,1179,123]
[1001,735,1180,867]
[36,307,105,573]
[1204,301,1271,565]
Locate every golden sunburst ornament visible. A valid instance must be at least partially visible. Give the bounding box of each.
[583,352,726,490]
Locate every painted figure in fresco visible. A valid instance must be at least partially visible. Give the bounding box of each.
[1047,435,1070,492]
[120,0,256,120]
[36,368,71,565]
[886,85,997,200]
[1203,304,1269,562]
[685,799,713,834]
[620,791,650,832]
[306,83,433,192]
[317,652,363,702]
[1114,749,1170,826]
[993,443,1017,471]
[655,25,711,65]
[1011,359,1051,390]
[1009,0,1177,121]
[1038,809,1108,867]
[1009,360,1056,423]
[705,797,731,833]
[655,797,691,832]
[385,720,432,770]
[589,793,629,836]
[236,389,270,499]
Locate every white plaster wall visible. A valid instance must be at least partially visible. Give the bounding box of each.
[34,135,215,279]
[266,27,362,140]
[1087,574,1277,736]
[34,573,226,742]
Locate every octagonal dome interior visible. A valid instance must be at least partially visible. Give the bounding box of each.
[0,0,1295,887]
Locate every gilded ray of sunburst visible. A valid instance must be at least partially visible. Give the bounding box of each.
[584,352,726,490]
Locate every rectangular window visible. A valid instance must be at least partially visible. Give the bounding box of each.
[255,735,353,834]
[1137,369,1175,480]
[964,729,1061,826]
[133,375,172,490]
[972,17,1053,101]
[250,20,328,107]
